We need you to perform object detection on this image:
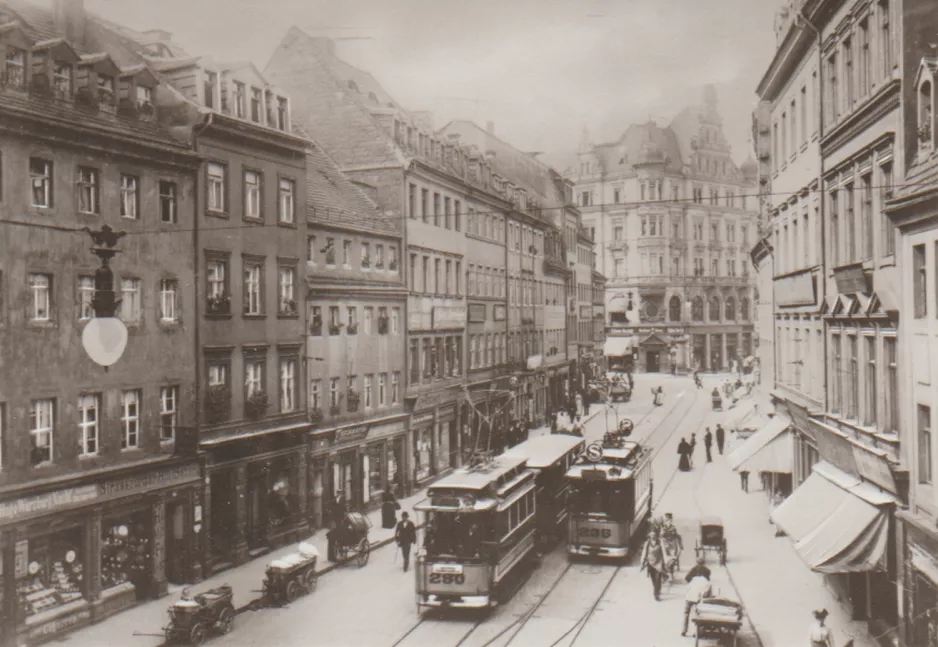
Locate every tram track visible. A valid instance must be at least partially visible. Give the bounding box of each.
[390,382,706,647]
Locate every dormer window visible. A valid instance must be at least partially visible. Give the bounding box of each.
[250,87,261,122]
[136,84,152,109]
[4,48,26,89]
[204,70,217,109]
[97,74,115,105]
[234,81,245,118]
[53,62,71,97]
[919,78,933,151]
[277,96,288,130]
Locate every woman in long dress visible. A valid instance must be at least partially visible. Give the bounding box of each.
[677,438,692,471]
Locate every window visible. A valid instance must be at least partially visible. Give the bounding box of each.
[827,52,839,123]
[207,258,229,313]
[277,97,288,130]
[309,379,321,411]
[881,163,895,255]
[121,390,141,449]
[279,266,296,316]
[30,158,53,207]
[278,178,295,223]
[408,184,417,219]
[361,242,371,269]
[375,244,385,269]
[207,163,226,212]
[120,277,141,323]
[864,336,877,427]
[378,373,386,406]
[30,399,54,466]
[280,358,297,412]
[920,404,932,484]
[53,62,71,98]
[160,386,178,441]
[454,200,461,231]
[78,394,100,455]
[709,296,720,322]
[244,261,263,315]
[847,335,859,420]
[244,170,262,219]
[245,359,264,398]
[345,306,358,335]
[159,279,178,322]
[77,167,99,214]
[309,305,323,336]
[859,19,870,94]
[884,336,897,434]
[830,189,840,266]
[389,245,399,272]
[914,244,927,319]
[250,87,262,122]
[409,338,419,384]
[119,175,139,219]
[78,275,95,321]
[364,374,373,408]
[831,334,843,413]
[421,188,429,222]
[160,181,177,223]
[613,188,620,203]
[364,307,373,334]
[845,183,856,262]
[392,372,400,403]
[4,47,25,88]
[433,193,441,227]
[880,0,892,78]
[844,38,854,106]
[329,306,340,334]
[329,378,339,410]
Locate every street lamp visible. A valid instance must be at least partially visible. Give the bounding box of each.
[80,225,128,368]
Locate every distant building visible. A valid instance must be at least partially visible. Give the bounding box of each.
[574,88,759,374]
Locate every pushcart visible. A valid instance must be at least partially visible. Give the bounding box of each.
[692,596,744,646]
[335,511,372,567]
[162,585,235,645]
[695,516,727,565]
[260,542,319,605]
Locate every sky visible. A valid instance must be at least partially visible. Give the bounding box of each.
[79,0,781,173]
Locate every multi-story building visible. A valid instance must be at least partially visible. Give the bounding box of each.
[574,88,759,375]
[303,145,408,524]
[0,2,203,641]
[884,48,938,647]
[90,23,313,573]
[753,0,938,639]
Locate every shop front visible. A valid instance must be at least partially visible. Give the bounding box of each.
[202,422,310,573]
[407,387,461,487]
[307,414,409,526]
[0,459,200,645]
[898,511,938,647]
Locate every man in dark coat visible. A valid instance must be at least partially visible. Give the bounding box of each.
[704,428,713,462]
[395,512,417,572]
[715,424,726,455]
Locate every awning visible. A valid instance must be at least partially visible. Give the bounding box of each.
[727,417,792,473]
[726,399,757,429]
[603,336,632,356]
[771,461,896,574]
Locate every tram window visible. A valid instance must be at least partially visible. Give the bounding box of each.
[519,496,527,521]
[509,504,518,530]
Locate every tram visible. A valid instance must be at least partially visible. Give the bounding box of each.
[414,454,537,610]
[565,435,653,559]
[505,433,585,552]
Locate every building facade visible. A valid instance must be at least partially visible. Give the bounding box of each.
[575,89,759,375]
[303,146,408,525]
[0,4,203,642]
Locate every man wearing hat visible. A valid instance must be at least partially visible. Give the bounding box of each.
[808,608,834,647]
[682,557,713,636]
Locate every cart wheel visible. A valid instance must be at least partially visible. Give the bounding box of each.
[217,606,234,634]
[285,579,301,603]
[304,567,318,593]
[189,622,207,646]
[357,538,370,567]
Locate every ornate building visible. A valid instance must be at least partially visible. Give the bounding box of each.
[574,87,759,373]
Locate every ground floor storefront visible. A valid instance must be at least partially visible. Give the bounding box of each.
[688,326,754,373]
[898,511,938,647]
[0,460,200,645]
[202,422,311,574]
[308,414,409,530]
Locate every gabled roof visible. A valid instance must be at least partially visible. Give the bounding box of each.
[0,0,59,43]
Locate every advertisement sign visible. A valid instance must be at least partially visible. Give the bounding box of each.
[775,270,816,307]
[833,262,871,295]
[433,306,467,330]
[853,445,898,494]
[468,304,487,323]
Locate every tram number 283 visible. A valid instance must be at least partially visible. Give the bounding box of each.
[579,527,612,539]
[428,573,466,585]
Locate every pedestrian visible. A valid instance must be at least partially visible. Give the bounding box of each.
[584,395,592,417]
[682,562,713,637]
[670,362,676,376]
[684,555,711,582]
[808,609,834,647]
[381,490,400,529]
[677,437,692,472]
[704,428,713,462]
[740,469,750,493]
[640,527,666,601]
[690,433,697,460]
[395,511,417,572]
[715,424,726,454]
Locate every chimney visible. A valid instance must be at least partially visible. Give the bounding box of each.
[54,0,86,47]
[486,121,495,135]
[311,37,336,59]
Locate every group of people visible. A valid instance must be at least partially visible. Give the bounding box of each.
[639,513,684,600]
[677,425,727,471]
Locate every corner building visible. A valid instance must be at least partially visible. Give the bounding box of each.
[574,88,759,374]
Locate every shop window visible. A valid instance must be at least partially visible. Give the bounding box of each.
[267,460,292,529]
[101,511,151,594]
[367,444,383,500]
[16,529,85,620]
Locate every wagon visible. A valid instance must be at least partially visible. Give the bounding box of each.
[163,585,235,645]
[609,384,631,403]
[694,516,727,565]
[334,511,372,567]
[261,542,319,605]
[692,596,744,646]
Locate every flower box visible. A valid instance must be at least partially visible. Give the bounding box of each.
[388,260,398,271]
[329,404,342,416]
[310,409,324,424]
[347,322,359,335]
[329,324,342,336]
[246,392,268,419]
[206,294,231,315]
[279,299,298,316]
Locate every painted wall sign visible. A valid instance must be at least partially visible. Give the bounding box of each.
[433,306,467,329]
[775,270,816,307]
[412,412,435,425]
[853,445,898,494]
[833,263,870,295]
[468,304,487,323]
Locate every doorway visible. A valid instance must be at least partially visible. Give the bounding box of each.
[646,351,660,373]
[165,500,187,584]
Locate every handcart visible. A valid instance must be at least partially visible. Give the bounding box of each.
[692,596,744,646]
[161,585,235,645]
[335,511,372,567]
[260,542,319,605]
[695,516,727,566]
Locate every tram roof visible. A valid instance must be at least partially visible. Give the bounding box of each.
[503,433,585,469]
[427,454,529,492]
[565,462,636,481]
[565,440,644,481]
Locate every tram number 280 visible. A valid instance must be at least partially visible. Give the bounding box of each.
[579,527,612,539]
[429,573,466,585]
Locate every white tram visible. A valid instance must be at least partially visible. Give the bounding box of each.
[415,455,537,609]
[565,437,653,559]
[505,434,586,552]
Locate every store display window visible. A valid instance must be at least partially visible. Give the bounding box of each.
[16,528,85,620]
[268,459,293,530]
[414,427,432,481]
[367,443,384,499]
[101,511,151,597]
[389,437,403,496]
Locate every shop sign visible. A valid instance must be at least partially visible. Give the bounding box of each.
[833,263,871,296]
[27,607,92,640]
[336,425,371,444]
[811,422,860,478]
[433,306,467,329]
[666,327,684,334]
[853,445,897,494]
[493,304,507,321]
[100,464,200,498]
[468,304,487,323]
[370,420,406,439]
[0,485,98,522]
[775,270,816,307]
[413,412,435,425]
[414,388,458,412]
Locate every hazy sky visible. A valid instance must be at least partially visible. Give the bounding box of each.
[80,0,780,171]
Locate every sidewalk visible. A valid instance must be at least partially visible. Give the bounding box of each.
[697,386,878,647]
